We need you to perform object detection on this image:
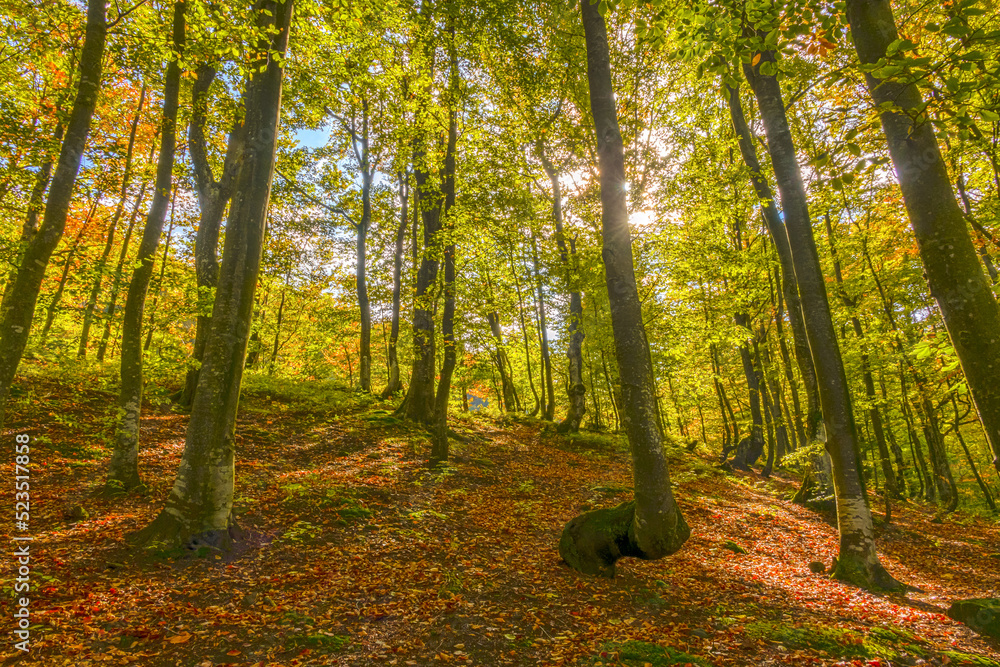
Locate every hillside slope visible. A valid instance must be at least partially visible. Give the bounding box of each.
[2,372,999,666]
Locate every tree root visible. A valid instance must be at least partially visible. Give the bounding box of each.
[127,509,237,555]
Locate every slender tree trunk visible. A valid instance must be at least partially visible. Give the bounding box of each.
[144,198,176,351]
[744,49,900,589]
[538,142,586,432]
[41,199,97,340]
[758,342,777,478]
[487,311,516,411]
[268,285,286,375]
[107,1,184,492]
[96,180,148,361]
[357,97,372,393]
[558,0,689,578]
[78,85,146,358]
[847,0,1000,475]
[879,372,908,497]
[383,171,408,398]
[131,0,294,547]
[431,34,459,462]
[711,344,733,457]
[823,213,900,499]
[761,334,790,464]
[0,0,106,426]
[512,250,539,415]
[731,313,765,470]
[531,233,556,421]
[727,85,822,443]
[952,395,996,510]
[770,264,805,448]
[180,63,243,408]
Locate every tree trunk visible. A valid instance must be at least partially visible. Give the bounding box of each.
[130,0,293,548]
[952,395,996,511]
[357,96,373,393]
[431,34,459,463]
[96,180,148,361]
[78,85,146,358]
[0,0,106,427]
[2,114,67,309]
[180,63,243,408]
[823,213,900,499]
[402,1,447,424]
[516,259,540,416]
[727,85,822,444]
[744,49,900,590]
[711,344,733,456]
[761,334,790,465]
[144,199,176,351]
[879,372,908,497]
[382,171,408,398]
[847,0,1000,475]
[268,285,286,375]
[730,313,765,470]
[41,199,98,340]
[538,142,586,432]
[531,233,556,421]
[486,310,516,411]
[558,0,689,578]
[107,1,184,492]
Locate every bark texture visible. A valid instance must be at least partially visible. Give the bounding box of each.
[180,63,243,408]
[0,0,106,427]
[130,0,294,548]
[108,0,185,492]
[744,49,900,590]
[559,0,689,578]
[847,0,1000,475]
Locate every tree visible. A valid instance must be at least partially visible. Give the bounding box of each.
[846,0,1000,476]
[107,0,185,492]
[132,0,295,548]
[558,0,689,579]
[180,63,244,408]
[0,0,106,427]
[743,37,900,589]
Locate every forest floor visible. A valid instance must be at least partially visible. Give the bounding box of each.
[2,369,1000,667]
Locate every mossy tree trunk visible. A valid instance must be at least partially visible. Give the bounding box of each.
[108,0,185,492]
[430,34,459,463]
[401,0,450,425]
[559,0,690,579]
[130,0,294,548]
[847,0,1000,476]
[744,48,901,590]
[180,63,244,409]
[0,0,106,428]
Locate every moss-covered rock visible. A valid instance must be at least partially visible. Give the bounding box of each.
[948,599,1000,640]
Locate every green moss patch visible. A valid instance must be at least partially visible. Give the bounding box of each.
[745,621,934,661]
[591,640,710,666]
